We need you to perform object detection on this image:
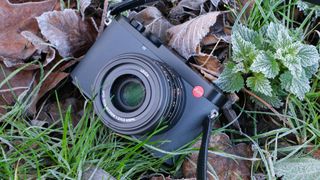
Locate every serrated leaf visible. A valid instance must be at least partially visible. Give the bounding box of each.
[233,24,259,43]
[232,32,257,62]
[246,74,273,96]
[167,11,223,59]
[232,62,246,73]
[304,63,319,79]
[215,62,244,93]
[267,22,292,48]
[282,55,303,77]
[275,157,320,180]
[280,71,310,100]
[250,51,279,78]
[297,44,320,67]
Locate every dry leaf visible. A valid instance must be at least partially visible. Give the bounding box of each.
[0,63,34,114]
[194,54,223,75]
[132,7,173,42]
[28,72,69,113]
[169,0,207,24]
[37,9,97,58]
[79,0,92,19]
[167,11,224,59]
[182,133,252,180]
[0,0,57,64]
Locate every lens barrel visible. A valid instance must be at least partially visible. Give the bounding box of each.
[94,54,185,135]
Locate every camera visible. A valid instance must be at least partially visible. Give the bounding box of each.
[71,15,227,159]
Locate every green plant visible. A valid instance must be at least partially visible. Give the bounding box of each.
[215,22,320,107]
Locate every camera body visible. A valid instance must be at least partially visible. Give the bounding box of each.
[71,16,226,159]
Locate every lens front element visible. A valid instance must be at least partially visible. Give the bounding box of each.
[111,75,146,112]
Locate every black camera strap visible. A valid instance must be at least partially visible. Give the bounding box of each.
[196,110,219,180]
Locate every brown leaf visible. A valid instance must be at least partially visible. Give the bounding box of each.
[36,9,97,58]
[169,0,207,24]
[194,54,223,75]
[182,133,252,180]
[28,72,69,114]
[167,11,224,59]
[0,0,57,64]
[79,0,92,19]
[0,62,34,114]
[131,7,173,42]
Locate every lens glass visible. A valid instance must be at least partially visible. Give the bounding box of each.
[120,81,145,107]
[111,75,146,112]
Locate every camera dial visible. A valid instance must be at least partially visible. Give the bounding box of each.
[93,53,185,135]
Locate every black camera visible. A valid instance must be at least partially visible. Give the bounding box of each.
[71,15,226,159]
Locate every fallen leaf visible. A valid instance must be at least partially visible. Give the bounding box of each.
[169,0,207,24]
[182,133,252,180]
[275,157,320,180]
[82,166,116,180]
[0,0,57,64]
[131,7,173,42]
[37,97,84,126]
[79,0,92,19]
[0,62,34,114]
[167,11,224,59]
[37,9,97,58]
[28,72,69,114]
[194,54,223,75]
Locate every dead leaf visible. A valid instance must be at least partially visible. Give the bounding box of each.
[194,54,223,75]
[131,7,173,42]
[167,11,224,59]
[79,0,92,19]
[37,97,84,126]
[21,31,56,66]
[28,72,69,113]
[182,133,252,180]
[0,0,57,64]
[0,62,34,114]
[37,9,97,58]
[169,0,207,24]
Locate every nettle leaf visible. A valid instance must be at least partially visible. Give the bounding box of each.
[232,32,257,62]
[232,62,246,73]
[233,24,259,43]
[246,74,273,96]
[267,22,292,48]
[215,62,244,93]
[304,63,319,79]
[297,44,320,67]
[275,157,320,180]
[250,51,279,78]
[280,71,310,100]
[276,43,304,77]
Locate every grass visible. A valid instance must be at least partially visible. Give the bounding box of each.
[1,0,320,179]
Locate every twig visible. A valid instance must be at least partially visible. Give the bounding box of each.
[242,88,292,128]
[98,0,109,37]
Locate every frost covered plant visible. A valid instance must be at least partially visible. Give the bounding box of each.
[215,22,320,107]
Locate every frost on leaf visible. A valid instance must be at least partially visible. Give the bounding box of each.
[275,158,320,180]
[215,62,244,92]
[167,11,223,59]
[37,9,97,58]
[246,74,272,96]
[267,22,292,48]
[280,71,310,100]
[232,32,256,62]
[250,51,279,78]
[297,44,320,67]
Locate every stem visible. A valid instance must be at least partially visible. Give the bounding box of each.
[98,0,109,37]
[242,88,292,128]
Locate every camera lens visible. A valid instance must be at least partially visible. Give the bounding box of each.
[111,75,146,112]
[94,53,185,135]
